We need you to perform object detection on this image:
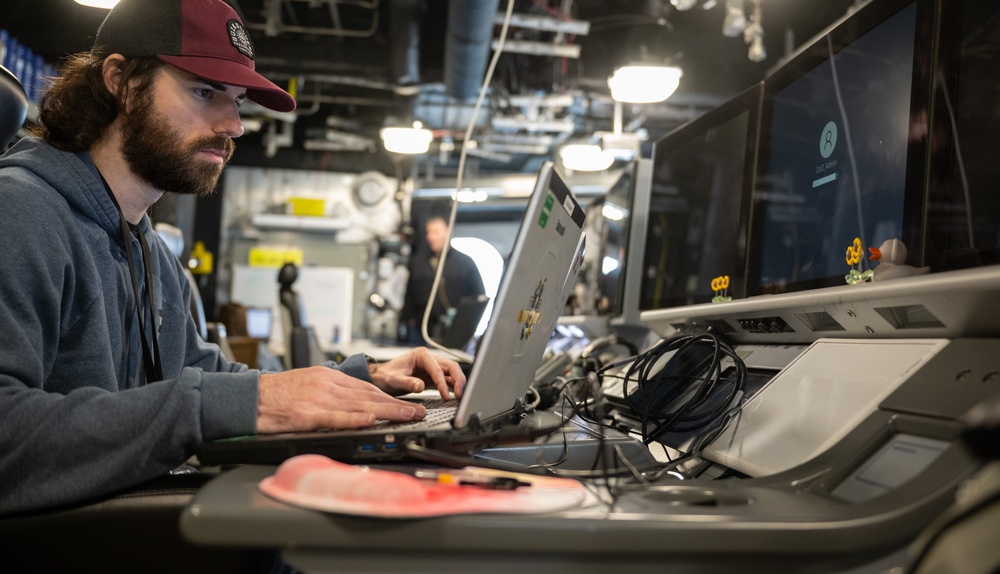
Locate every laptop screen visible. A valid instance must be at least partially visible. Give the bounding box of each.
[454,162,586,429]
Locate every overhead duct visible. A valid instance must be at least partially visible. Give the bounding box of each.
[388,0,422,88]
[444,0,501,101]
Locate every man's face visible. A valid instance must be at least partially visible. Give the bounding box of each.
[119,65,244,197]
[425,219,449,255]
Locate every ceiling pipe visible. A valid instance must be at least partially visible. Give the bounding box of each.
[443,0,501,101]
[388,0,422,88]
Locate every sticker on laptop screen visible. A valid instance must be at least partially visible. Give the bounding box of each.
[562,195,575,216]
[539,193,555,228]
[517,277,546,342]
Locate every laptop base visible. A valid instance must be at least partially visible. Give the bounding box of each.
[471,419,659,471]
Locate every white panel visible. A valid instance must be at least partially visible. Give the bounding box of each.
[702,338,949,477]
[296,267,354,347]
[231,264,354,353]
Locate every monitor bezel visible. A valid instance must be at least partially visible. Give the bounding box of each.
[594,160,638,319]
[745,0,937,297]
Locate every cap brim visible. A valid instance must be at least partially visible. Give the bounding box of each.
[158,55,296,113]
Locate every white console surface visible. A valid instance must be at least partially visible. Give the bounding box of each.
[702,338,949,477]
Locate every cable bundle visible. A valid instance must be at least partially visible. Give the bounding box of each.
[622,331,747,453]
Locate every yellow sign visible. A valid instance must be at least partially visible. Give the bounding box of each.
[249,247,304,268]
[288,197,326,216]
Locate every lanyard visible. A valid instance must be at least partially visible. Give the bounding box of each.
[99,173,164,384]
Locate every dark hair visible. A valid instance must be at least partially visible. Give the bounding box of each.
[30,51,164,152]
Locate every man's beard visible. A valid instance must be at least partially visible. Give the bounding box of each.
[119,95,236,197]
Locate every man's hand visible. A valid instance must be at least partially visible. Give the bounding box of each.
[368,347,467,401]
[257,366,427,433]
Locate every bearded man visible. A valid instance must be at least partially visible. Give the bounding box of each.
[0,0,464,516]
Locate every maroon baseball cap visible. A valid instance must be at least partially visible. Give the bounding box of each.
[94,0,295,112]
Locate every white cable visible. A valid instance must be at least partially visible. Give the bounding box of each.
[827,34,867,256]
[419,0,517,362]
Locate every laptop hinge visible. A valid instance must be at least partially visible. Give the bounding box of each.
[511,395,529,417]
[466,396,533,432]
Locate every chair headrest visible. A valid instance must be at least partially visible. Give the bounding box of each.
[154,223,185,259]
[278,262,299,288]
[1,66,28,147]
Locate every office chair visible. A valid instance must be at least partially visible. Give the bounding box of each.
[154,223,235,361]
[1,64,28,148]
[278,262,321,369]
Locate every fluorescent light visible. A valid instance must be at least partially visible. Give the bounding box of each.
[380,122,433,154]
[559,144,614,172]
[74,0,119,8]
[608,65,683,103]
[455,189,489,203]
[601,203,626,221]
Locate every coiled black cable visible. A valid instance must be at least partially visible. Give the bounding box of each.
[621,330,747,453]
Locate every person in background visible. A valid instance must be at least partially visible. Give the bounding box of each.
[0,0,465,516]
[401,214,486,345]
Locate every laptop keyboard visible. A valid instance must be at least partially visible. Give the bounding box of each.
[374,399,458,430]
[413,397,458,410]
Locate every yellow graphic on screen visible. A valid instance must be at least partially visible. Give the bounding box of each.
[517,278,547,340]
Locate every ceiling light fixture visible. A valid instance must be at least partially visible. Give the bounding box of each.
[559,144,615,172]
[455,189,489,203]
[608,65,683,103]
[722,0,748,37]
[380,121,433,155]
[669,0,699,10]
[74,0,119,8]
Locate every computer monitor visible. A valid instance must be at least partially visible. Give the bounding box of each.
[746,0,935,296]
[638,83,762,311]
[245,306,273,339]
[593,160,637,318]
[924,0,1000,271]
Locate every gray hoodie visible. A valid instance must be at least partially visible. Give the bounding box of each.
[0,137,368,514]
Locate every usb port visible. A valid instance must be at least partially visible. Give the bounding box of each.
[358,444,376,452]
[383,443,398,450]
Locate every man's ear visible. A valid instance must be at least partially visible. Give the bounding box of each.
[101,54,128,105]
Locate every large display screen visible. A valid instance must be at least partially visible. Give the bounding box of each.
[639,84,761,310]
[925,0,1000,271]
[748,0,931,295]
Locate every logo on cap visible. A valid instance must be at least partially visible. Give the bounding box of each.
[227,19,255,60]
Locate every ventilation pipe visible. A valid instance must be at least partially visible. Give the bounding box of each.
[444,0,500,101]
[388,0,422,88]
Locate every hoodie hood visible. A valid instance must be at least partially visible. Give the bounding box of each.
[0,137,133,239]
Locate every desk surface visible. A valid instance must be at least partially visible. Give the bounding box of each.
[180,450,968,574]
[183,336,999,573]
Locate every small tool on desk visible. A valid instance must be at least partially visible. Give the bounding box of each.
[412,469,532,490]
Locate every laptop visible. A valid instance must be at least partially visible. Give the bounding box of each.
[198,161,586,466]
